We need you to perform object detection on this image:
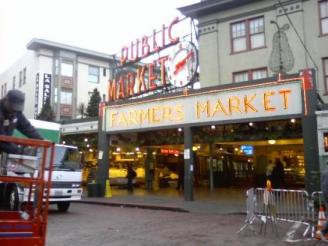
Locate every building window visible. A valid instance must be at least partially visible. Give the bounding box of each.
[233,68,268,82]
[4,83,7,96]
[60,91,72,104]
[103,68,106,77]
[320,0,328,35]
[19,71,22,87]
[12,76,16,89]
[88,66,99,83]
[23,68,26,85]
[324,58,328,93]
[61,62,73,77]
[231,16,265,53]
[324,132,328,152]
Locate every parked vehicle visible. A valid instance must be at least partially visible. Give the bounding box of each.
[0,120,83,212]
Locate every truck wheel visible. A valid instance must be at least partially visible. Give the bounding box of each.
[9,187,19,211]
[57,202,70,212]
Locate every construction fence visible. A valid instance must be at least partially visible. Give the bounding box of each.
[238,187,326,241]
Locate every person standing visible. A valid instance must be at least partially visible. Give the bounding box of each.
[126,165,136,192]
[270,158,285,189]
[0,89,43,154]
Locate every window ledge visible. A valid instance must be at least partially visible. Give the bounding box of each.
[230,46,267,55]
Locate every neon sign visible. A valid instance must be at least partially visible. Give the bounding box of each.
[108,17,198,102]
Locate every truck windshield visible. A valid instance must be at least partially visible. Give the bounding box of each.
[52,146,82,171]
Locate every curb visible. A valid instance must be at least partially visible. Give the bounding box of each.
[73,200,189,213]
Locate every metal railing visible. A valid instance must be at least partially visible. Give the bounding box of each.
[238,188,313,237]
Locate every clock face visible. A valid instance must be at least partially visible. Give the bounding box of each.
[167,41,198,88]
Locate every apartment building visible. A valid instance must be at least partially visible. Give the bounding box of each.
[0,38,115,120]
[179,0,328,102]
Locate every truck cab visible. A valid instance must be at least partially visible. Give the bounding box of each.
[0,144,83,212]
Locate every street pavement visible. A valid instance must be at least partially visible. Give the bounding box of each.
[46,203,296,246]
[77,187,248,214]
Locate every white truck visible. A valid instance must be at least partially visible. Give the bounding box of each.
[0,120,83,212]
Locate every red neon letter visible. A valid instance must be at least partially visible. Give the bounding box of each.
[120,46,129,65]
[108,79,117,101]
[126,72,135,96]
[153,29,160,52]
[118,76,126,99]
[136,66,147,94]
[158,56,169,86]
[168,17,179,44]
[141,36,150,58]
[148,62,157,90]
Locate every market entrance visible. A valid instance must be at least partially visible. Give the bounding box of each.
[106,117,304,195]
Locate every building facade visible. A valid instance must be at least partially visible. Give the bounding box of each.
[0,39,115,120]
[179,0,328,103]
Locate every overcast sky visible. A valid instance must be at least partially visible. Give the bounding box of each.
[0,0,199,73]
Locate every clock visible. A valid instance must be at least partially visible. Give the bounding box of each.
[167,41,198,88]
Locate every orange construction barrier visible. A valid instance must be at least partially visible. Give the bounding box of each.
[316,205,327,240]
[0,136,55,246]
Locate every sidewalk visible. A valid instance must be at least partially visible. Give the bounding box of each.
[76,187,247,214]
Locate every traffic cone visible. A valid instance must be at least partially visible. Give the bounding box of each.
[316,205,326,239]
[105,179,112,198]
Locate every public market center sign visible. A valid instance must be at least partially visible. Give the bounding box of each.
[103,79,304,133]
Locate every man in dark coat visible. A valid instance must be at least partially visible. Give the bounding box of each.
[0,90,43,154]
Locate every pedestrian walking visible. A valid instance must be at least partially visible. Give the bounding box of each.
[317,170,328,242]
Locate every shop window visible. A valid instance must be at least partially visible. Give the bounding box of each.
[233,68,267,82]
[324,132,328,152]
[61,62,73,77]
[60,90,72,104]
[320,0,328,35]
[324,58,328,93]
[88,66,99,83]
[231,16,265,53]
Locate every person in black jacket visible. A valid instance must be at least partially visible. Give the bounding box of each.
[0,89,43,154]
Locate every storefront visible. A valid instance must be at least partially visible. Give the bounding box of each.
[96,69,320,200]
[92,17,320,200]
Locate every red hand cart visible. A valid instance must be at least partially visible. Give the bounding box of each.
[0,135,55,246]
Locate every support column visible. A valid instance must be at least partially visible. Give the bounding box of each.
[302,69,320,193]
[96,105,110,196]
[183,126,194,201]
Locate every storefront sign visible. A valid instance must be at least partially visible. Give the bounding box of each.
[42,73,51,105]
[103,80,303,132]
[34,73,39,118]
[108,17,198,101]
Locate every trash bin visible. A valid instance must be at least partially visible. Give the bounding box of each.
[87,183,102,197]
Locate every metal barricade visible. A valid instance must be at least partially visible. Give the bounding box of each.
[239,188,312,236]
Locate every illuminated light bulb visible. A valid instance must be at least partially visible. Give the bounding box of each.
[135,147,140,152]
[84,138,88,142]
[116,147,121,152]
[290,118,296,123]
[178,128,182,132]
[211,125,216,130]
[268,139,276,145]
[249,122,253,126]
